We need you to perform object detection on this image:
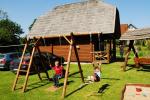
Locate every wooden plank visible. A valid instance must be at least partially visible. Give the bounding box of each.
[63,35,71,44]
[123,40,133,71]
[72,33,84,83]
[22,46,36,92]
[39,41,92,62]
[28,32,103,39]
[90,42,94,62]
[106,40,110,63]
[73,45,84,81]
[62,40,73,98]
[123,50,130,71]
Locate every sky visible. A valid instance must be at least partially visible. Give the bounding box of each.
[0,0,150,36]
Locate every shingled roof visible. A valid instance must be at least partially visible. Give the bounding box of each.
[28,0,120,38]
[120,27,150,40]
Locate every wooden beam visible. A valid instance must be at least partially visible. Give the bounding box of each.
[122,40,133,71]
[22,46,36,92]
[123,50,131,71]
[90,42,94,62]
[63,35,71,44]
[112,37,116,60]
[106,40,110,63]
[62,33,85,98]
[71,33,84,83]
[28,32,105,39]
[62,40,73,98]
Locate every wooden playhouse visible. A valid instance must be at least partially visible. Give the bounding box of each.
[27,0,121,63]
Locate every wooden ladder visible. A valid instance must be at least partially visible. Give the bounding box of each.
[12,38,49,92]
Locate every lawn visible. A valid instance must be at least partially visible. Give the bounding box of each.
[0,55,150,100]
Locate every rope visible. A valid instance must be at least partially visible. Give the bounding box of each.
[42,37,51,64]
[98,33,101,50]
[59,35,63,65]
[90,33,92,42]
[59,35,62,46]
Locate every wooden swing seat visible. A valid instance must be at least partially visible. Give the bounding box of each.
[134,57,150,65]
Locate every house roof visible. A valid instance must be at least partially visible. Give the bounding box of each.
[120,27,150,40]
[128,24,137,29]
[28,0,120,38]
[120,24,128,34]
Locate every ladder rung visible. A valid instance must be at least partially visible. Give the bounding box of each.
[19,70,27,72]
[17,76,23,79]
[16,84,23,89]
[21,63,29,66]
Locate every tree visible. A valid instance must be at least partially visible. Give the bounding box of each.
[0,9,8,20]
[29,19,36,31]
[0,19,24,45]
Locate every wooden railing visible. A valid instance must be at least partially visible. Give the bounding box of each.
[91,51,110,63]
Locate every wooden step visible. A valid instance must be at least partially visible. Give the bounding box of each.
[19,70,27,72]
[21,63,29,66]
[16,84,24,89]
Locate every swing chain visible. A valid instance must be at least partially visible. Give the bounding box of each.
[90,33,92,42]
[59,35,63,65]
[59,35,62,46]
[42,37,51,64]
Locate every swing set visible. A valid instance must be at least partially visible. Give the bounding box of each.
[12,33,84,99]
[120,27,150,71]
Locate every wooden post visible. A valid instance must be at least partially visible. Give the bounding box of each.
[90,42,94,62]
[62,33,85,98]
[22,46,36,92]
[51,43,53,54]
[132,46,138,58]
[89,34,94,62]
[112,37,116,61]
[62,40,73,98]
[131,42,139,67]
[106,40,111,63]
[123,40,133,71]
[71,33,84,83]
[123,50,130,71]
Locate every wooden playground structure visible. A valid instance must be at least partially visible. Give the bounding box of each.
[120,27,150,71]
[12,0,121,99]
[12,33,85,98]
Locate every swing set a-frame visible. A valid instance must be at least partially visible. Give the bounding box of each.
[12,32,84,98]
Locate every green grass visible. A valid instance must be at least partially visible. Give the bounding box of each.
[1,58,150,100]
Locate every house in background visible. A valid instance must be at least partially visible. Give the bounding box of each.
[120,24,128,35]
[120,24,137,35]
[128,24,137,31]
[120,24,137,45]
[27,0,121,63]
